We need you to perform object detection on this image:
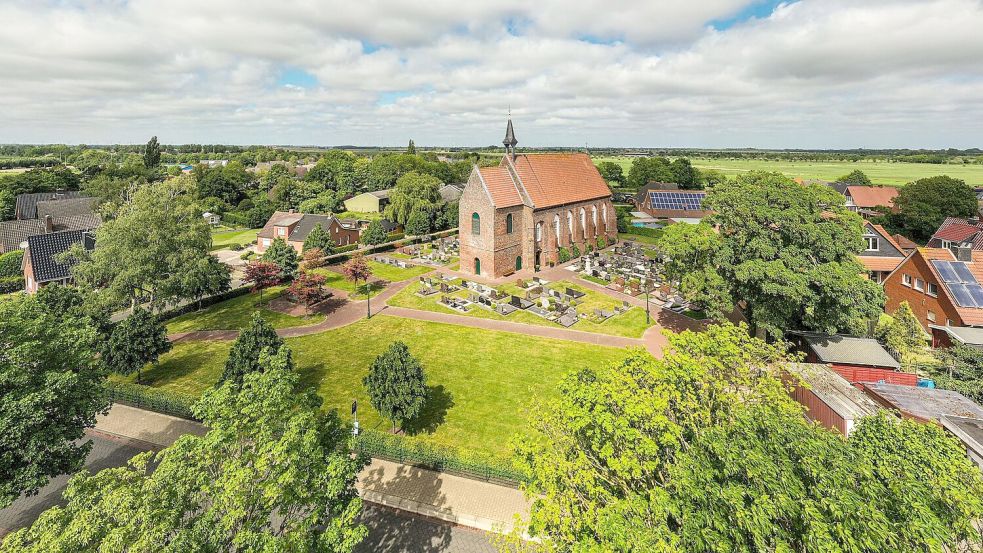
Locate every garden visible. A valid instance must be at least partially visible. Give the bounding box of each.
[165,286,326,333]
[116,316,628,457]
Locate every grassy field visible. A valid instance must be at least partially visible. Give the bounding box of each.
[387,278,653,338]
[594,156,983,187]
[210,228,259,251]
[165,286,324,333]
[311,268,387,298]
[122,317,628,455]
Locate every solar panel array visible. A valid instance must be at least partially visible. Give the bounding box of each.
[931,260,983,308]
[648,191,706,211]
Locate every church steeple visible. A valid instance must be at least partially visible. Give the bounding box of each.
[503,116,518,160]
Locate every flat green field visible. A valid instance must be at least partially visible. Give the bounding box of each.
[594,156,983,187]
[210,228,259,251]
[123,316,628,456]
[387,279,653,338]
[165,286,324,333]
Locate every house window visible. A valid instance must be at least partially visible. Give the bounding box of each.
[914,278,924,292]
[535,222,542,242]
[927,310,937,323]
[864,234,879,251]
[277,226,287,237]
[928,282,938,297]
[947,318,954,326]
[902,274,912,287]
[471,213,480,235]
[506,213,513,234]
[262,238,271,248]
[942,240,953,249]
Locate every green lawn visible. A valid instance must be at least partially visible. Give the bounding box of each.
[210,228,259,251]
[387,279,653,338]
[123,317,628,456]
[593,156,983,187]
[310,269,387,298]
[165,286,324,333]
[366,260,434,282]
[619,231,662,245]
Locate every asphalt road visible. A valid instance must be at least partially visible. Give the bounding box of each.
[0,432,496,552]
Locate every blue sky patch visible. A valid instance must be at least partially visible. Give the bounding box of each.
[713,0,787,30]
[377,91,414,106]
[277,67,318,88]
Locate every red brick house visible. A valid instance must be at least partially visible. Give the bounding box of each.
[883,246,983,331]
[256,212,361,253]
[23,229,95,293]
[857,222,907,283]
[634,184,710,223]
[458,119,616,277]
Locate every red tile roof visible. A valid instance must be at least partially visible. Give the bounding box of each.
[892,233,918,250]
[508,153,611,209]
[931,217,983,250]
[858,256,904,273]
[869,224,903,252]
[846,186,899,209]
[477,166,523,208]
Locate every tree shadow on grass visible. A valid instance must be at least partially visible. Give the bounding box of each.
[403,385,454,436]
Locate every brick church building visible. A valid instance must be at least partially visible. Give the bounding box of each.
[459,119,617,277]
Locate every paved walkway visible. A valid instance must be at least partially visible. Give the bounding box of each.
[91,404,531,536]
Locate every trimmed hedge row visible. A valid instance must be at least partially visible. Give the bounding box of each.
[0,276,24,293]
[334,244,359,254]
[621,226,664,239]
[0,250,24,278]
[104,380,199,421]
[156,286,251,322]
[355,429,529,486]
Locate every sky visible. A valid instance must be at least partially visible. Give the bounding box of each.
[1,0,983,149]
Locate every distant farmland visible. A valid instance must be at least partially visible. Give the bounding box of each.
[593,156,983,187]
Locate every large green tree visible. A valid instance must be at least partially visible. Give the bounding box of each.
[220,313,285,390]
[384,171,442,227]
[595,161,624,185]
[143,136,161,169]
[0,353,367,552]
[261,237,299,278]
[360,220,388,245]
[661,172,885,337]
[303,223,335,253]
[0,295,109,509]
[837,169,872,186]
[363,341,428,434]
[68,176,230,310]
[887,175,978,242]
[103,306,171,383]
[512,324,983,552]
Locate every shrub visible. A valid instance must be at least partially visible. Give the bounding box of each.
[597,235,607,249]
[0,250,24,278]
[239,251,254,261]
[558,247,571,263]
[0,276,24,294]
[387,232,406,242]
[104,380,198,421]
[230,243,244,251]
[571,244,581,258]
[334,244,359,254]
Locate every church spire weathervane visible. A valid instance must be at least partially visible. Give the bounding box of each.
[503,109,518,160]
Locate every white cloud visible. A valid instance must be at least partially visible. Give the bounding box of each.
[0,0,982,147]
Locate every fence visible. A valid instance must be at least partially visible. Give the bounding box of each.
[104,380,200,421]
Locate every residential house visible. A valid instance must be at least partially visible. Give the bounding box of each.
[843,186,898,219]
[0,211,102,254]
[256,212,362,253]
[458,118,616,277]
[439,184,464,204]
[783,363,882,436]
[633,183,710,224]
[883,246,983,331]
[927,217,983,251]
[14,191,88,220]
[203,212,222,226]
[857,222,907,283]
[343,189,392,213]
[22,229,95,293]
[788,331,914,386]
[892,233,918,253]
[861,382,983,468]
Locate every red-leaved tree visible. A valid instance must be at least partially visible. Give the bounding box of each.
[242,260,283,300]
[286,272,330,315]
[341,254,373,318]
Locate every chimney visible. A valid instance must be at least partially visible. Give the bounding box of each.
[956,244,973,262]
[43,215,53,233]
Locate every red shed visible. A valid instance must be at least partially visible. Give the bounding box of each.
[784,363,882,436]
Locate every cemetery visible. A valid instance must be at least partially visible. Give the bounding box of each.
[388,273,654,337]
[393,236,460,267]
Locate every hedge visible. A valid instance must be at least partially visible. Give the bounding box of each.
[355,429,529,486]
[621,226,664,239]
[0,276,24,294]
[104,380,199,421]
[156,286,251,322]
[0,250,23,278]
[334,244,359,254]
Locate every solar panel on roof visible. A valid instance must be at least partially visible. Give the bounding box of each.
[969,284,983,307]
[648,191,706,211]
[932,260,960,283]
[950,283,977,308]
[952,261,977,283]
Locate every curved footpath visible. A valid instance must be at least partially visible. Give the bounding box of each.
[170,261,703,357]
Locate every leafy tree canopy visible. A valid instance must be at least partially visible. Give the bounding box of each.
[626,157,700,189]
[360,220,388,245]
[0,295,109,509]
[143,135,161,169]
[837,169,872,186]
[363,341,428,433]
[595,161,624,184]
[0,356,367,552]
[887,175,978,242]
[261,237,299,278]
[220,312,284,390]
[384,171,442,227]
[513,323,983,552]
[303,223,335,253]
[103,306,171,383]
